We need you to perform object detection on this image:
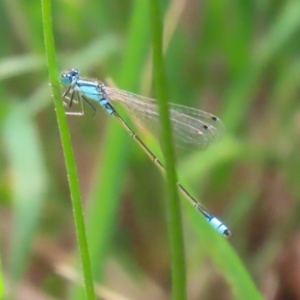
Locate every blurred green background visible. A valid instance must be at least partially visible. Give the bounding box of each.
[1,0,300,299]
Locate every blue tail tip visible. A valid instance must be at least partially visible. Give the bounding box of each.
[223,229,231,237]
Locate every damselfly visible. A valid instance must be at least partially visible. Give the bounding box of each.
[60,68,231,237]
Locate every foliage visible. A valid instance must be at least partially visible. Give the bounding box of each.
[1,0,300,299]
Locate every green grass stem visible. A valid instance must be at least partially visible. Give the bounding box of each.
[40,0,95,299]
[148,1,186,299]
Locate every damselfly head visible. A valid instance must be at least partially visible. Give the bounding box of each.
[60,68,80,85]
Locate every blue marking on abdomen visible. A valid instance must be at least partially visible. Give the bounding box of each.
[205,215,228,236]
[100,98,114,115]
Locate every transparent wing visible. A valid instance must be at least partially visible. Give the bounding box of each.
[105,87,224,150]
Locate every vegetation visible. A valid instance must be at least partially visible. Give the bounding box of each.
[1,0,300,299]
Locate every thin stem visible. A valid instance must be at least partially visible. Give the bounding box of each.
[40,0,95,299]
[148,1,186,300]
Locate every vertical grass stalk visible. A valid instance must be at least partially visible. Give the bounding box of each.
[148,1,186,299]
[40,0,95,299]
